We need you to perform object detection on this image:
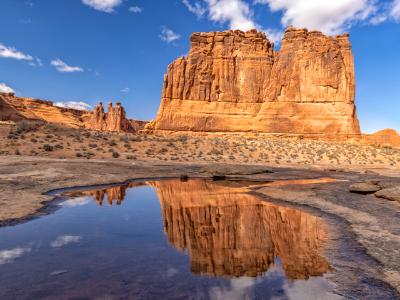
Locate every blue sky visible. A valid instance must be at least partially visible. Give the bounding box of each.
[0,0,399,133]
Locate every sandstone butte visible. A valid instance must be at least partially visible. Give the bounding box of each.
[145,27,362,139]
[0,92,146,133]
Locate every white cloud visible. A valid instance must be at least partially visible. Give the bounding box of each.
[182,0,282,43]
[51,59,84,73]
[0,83,15,93]
[392,0,400,20]
[255,0,378,35]
[0,246,31,265]
[205,0,257,31]
[51,235,82,248]
[0,43,33,61]
[159,26,181,43]
[129,6,143,13]
[182,0,207,18]
[82,0,122,13]
[54,101,91,111]
[121,87,130,93]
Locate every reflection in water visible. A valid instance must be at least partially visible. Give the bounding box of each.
[69,179,329,280]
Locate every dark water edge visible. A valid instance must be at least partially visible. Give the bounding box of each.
[0,178,398,299]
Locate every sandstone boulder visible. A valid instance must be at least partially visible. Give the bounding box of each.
[375,187,400,202]
[349,182,381,194]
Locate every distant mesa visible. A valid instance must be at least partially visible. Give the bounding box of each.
[362,129,400,148]
[145,27,361,139]
[0,92,146,133]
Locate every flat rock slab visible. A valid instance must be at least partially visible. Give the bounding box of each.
[375,187,400,202]
[349,182,381,194]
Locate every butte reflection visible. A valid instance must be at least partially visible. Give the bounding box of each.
[67,179,330,280]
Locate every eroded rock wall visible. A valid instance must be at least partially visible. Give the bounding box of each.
[146,27,361,138]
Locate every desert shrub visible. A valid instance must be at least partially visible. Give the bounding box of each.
[76,152,82,157]
[126,155,137,160]
[89,143,98,148]
[15,149,21,155]
[109,140,117,146]
[43,144,54,152]
[112,151,120,158]
[54,144,64,149]
[30,138,38,143]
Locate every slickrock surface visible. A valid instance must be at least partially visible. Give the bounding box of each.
[0,93,146,133]
[147,27,360,138]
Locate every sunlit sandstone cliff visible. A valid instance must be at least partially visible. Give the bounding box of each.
[151,179,329,279]
[0,92,146,133]
[146,27,361,138]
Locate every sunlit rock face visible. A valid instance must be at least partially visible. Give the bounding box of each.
[146,27,361,139]
[0,93,146,133]
[362,129,400,148]
[151,179,330,279]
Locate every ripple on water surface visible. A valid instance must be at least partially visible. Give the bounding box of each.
[0,179,338,300]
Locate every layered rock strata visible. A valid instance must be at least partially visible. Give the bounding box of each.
[0,92,146,133]
[146,27,361,139]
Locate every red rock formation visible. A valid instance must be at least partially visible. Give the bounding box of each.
[146,27,361,139]
[0,92,146,133]
[362,129,400,148]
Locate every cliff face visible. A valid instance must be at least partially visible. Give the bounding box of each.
[0,93,146,133]
[146,27,361,138]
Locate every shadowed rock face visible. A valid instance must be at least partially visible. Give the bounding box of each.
[151,179,330,279]
[146,27,360,138]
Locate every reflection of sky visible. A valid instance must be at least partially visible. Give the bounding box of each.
[209,258,341,300]
[51,235,82,248]
[0,246,31,265]
[62,196,91,207]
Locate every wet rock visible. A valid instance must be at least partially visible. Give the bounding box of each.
[349,182,381,194]
[375,187,400,202]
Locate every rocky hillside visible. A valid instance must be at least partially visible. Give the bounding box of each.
[146,27,360,139]
[0,92,146,133]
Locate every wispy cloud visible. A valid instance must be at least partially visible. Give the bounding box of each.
[121,87,130,93]
[51,235,82,248]
[51,59,84,73]
[159,26,181,43]
[0,83,15,94]
[182,0,206,18]
[0,246,31,265]
[82,0,122,13]
[54,101,91,111]
[392,0,400,21]
[0,43,33,61]
[129,6,143,13]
